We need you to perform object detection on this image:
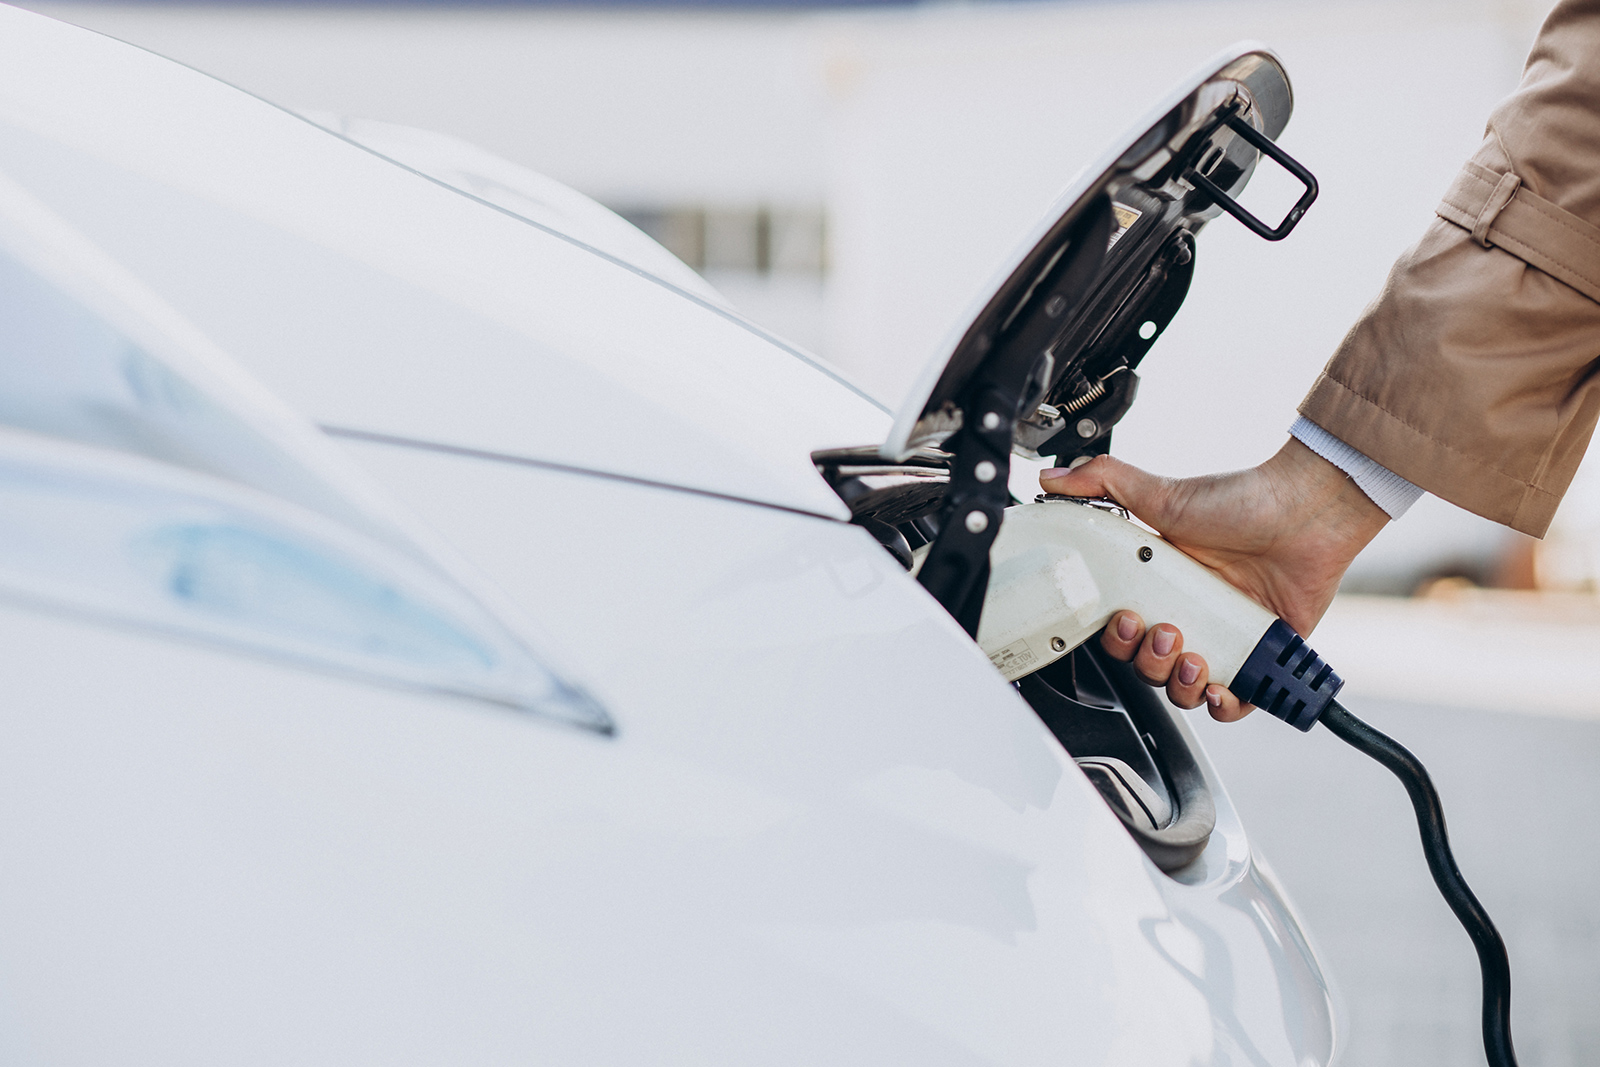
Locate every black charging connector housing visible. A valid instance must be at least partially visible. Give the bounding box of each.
[1230,619,1344,731]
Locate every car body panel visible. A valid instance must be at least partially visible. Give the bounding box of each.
[0,161,611,729]
[0,434,1334,1064]
[299,111,731,307]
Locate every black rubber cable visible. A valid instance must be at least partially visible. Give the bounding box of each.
[1319,699,1517,1067]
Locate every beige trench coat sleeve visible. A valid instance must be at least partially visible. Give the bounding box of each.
[1299,0,1600,536]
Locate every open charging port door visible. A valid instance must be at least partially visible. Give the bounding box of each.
[845,45,1317,873]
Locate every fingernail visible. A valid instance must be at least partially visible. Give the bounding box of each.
[1041,468,1070,478]
[1206,687,1222,707]
[1116,614,1138,641]
[1178,659,1200,686]
[1151,627,1175,657]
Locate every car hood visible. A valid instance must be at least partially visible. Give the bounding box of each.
[295,111,732,309]
[0,4,890,521]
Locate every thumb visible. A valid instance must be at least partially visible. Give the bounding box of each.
[1038,455,1170,525]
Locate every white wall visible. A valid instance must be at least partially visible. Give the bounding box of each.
[18,0,1580,589]
[22,3,829,206]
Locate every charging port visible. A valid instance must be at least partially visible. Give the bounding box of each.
[1018,643,1215,872]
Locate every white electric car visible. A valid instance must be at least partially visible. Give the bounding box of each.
[0,6,1337,1063]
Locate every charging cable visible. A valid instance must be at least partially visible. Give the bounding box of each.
[1237,628,1518,1065]
[1177,621,1518,1065]
[1318,700,1517,1067]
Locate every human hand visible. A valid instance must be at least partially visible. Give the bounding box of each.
[1039,438,1388,721]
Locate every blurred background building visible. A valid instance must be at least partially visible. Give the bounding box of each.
[10,0,1598,1063]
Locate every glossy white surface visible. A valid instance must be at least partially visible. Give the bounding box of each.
[299,112,728,306]
[0,167,608,725]
[0,441,1335,1063]
[346,439,1337,1064]
[0,4,889,520]
[0,429,608,727]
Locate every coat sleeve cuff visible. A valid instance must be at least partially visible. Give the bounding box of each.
[1298,371,1564,536]
[1288,416,1424,519]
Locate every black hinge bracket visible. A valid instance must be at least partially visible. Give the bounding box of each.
[917,196,1114,636]
[915,388,1018,636]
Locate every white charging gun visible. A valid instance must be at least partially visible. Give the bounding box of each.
[975,496,1342,729]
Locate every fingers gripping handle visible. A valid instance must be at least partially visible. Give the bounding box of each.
[977,501,1343,728]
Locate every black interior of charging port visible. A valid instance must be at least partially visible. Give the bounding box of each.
[1018,642,1216,872]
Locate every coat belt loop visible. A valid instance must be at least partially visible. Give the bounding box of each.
[1436,160,1600,304]
[1472,171,1522,247]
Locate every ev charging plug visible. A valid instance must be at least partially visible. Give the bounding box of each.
[978,497,1344,728]
[980,496,1519,1067]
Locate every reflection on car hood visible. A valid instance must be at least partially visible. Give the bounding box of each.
[0,6,889,521]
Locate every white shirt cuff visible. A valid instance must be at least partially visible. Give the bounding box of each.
[1288,416,1423,519]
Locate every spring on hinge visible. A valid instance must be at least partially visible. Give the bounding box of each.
[1060,378,1107,414]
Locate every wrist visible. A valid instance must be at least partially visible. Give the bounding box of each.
[1266,438,1389,559]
